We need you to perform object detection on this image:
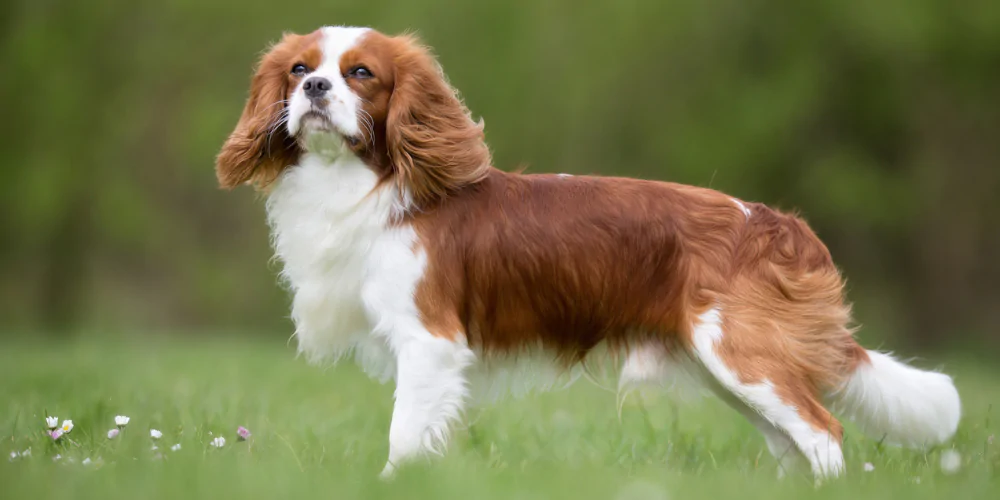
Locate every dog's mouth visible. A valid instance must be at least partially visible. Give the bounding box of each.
[300,110,334,130]
[297,110,362,149]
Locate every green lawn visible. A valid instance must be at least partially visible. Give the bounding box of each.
[1,335,996,499]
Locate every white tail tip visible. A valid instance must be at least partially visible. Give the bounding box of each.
[833,350,961,448]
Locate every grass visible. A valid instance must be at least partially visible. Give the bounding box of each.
[1,335,996,499]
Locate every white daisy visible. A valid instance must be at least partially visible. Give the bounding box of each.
[45,416,59,429]
[60,420,74,433]
[170,443,182,452]
[210,437,226,448]
[150,429,163,440]
[82,457,92,466]
[115,415,130,427]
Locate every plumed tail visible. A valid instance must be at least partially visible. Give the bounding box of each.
[830,350,961,447]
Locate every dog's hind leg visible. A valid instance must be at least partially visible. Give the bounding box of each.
[686,307,845,479]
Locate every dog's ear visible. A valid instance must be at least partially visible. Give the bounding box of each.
[385,34,492,207]
[216,34,305,190]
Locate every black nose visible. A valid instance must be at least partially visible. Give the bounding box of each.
[303,77,332,99]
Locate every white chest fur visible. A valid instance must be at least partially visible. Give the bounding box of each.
[266,152,408,381]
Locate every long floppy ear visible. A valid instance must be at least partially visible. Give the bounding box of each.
[216,35,302,190]
[386,35,492,207]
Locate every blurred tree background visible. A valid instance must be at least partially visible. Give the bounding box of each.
[0,0,997,351]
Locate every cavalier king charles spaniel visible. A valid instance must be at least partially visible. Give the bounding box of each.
[216,26,960,479]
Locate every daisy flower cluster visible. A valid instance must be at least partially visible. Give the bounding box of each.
[16,414,252,462]
[45,416,74,441]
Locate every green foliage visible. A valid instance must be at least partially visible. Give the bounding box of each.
[0,0,998,347]
[1,337,997,498]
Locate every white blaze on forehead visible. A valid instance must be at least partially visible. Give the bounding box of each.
[319,26,370,65]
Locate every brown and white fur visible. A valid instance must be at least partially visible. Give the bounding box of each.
[216,26,961,479]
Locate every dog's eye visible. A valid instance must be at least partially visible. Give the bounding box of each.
[348,66,373,79]
[290,64,310,76]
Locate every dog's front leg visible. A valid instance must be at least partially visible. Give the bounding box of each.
[380,335,474,478]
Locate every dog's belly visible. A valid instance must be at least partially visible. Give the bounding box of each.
[465,341,710,405]
[466,348,585,404]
